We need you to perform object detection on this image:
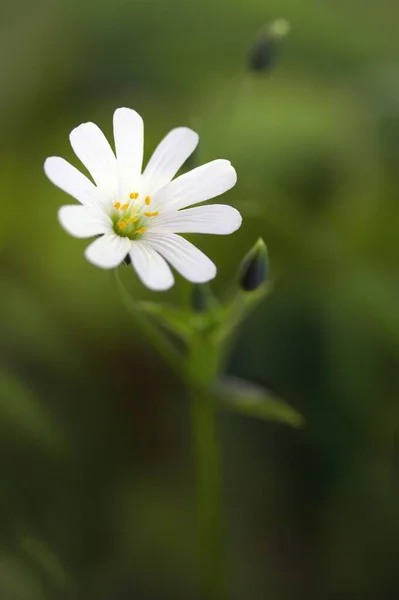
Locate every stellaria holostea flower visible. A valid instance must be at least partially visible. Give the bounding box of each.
[44,108,241,290]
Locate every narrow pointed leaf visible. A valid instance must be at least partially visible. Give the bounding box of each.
[139,301,196,338]
[215,376,304,427]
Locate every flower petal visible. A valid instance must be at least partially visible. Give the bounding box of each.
[129,242,174,291]
[142,127,199,192]
[153,159,237,211]
[143,233,216,283]
[84,234,131,269]
[69,121,118,197]
[151,204,242,235]
[44,157,100,206]
[58,205,112,238]
[113,108,144,196]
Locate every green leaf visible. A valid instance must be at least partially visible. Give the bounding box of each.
[139,301,217,339]
[214,377,304,428]
[214,285,271,344]
[139,301,194,338]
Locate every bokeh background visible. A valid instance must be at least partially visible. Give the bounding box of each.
[2,0,399,598]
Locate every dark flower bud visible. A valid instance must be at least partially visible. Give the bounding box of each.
[239,238,268,292]
[248,19,290,73]
[249,35,276,72]
[191,284,214,313]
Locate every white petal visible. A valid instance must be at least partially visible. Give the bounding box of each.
[143,233,216,283]
[152,204,242,235]
[129,242,174,291]
[69,121,118,197]
[142,127,199,192]
[84,234,131,269]
[153,159,237,211]
[113,108,144,196]
[44,157,100,206]
[58,205,111,239]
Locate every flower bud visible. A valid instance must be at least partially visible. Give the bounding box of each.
[239,238,268,292]
[248,19,290,72]
[191,283,214,313]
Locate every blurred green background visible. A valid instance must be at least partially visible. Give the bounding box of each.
[2,0,399,598]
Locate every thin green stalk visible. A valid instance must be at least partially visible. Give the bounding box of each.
[113,269,183,376]
[113,269,228,598]
[188,337,226,600]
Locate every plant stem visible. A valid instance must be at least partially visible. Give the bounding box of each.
[188,337,226,600]
[113,268,227,597]
[113,269,182,376]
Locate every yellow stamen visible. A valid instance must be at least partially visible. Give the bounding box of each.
[127,216,138,224]
[121,203,130,211]
[118,221,127,229]
[145,196,151,205]
[114,202,121,209]
[130,192,139,200]
[136,226,147,235]
[144,211,159,217]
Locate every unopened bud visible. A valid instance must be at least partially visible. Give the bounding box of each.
[248,19,290,72]
[191,284,214,313]
[239,238,268,292]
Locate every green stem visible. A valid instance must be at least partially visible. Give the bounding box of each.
[188,337,226,600]
[113,269,227,597]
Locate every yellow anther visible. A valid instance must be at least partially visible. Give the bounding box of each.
[114,202,121,209]
[144,211,159,217]
[121,203,130,211]
[130,192,139,200]
[127,216,138,224]
[136,226,147,235]
[145,196,151,205]
[118,221,127,229]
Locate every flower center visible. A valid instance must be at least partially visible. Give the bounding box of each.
[112,192,159,239]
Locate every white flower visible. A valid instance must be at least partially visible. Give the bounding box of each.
[44,108,241,290]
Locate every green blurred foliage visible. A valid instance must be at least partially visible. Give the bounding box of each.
[1,0,399,598]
